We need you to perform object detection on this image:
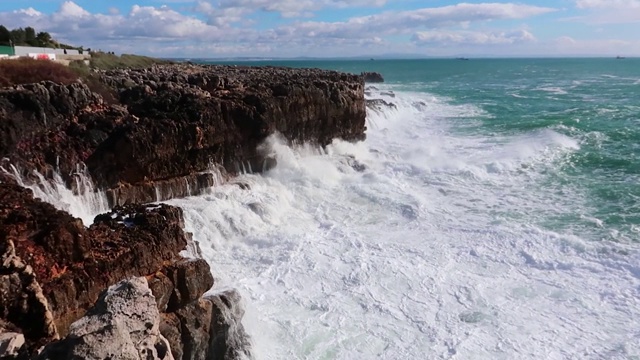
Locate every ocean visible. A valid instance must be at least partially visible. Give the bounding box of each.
[33,58,640,359]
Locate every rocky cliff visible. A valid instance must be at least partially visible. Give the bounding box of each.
[0,178,249,359]
[0,64,367,359]
[0,64,366,206]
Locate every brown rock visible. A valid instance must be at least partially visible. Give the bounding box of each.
[158,290,251,360]
[159,313,183,360]
[1,64,366,206]
[207,290,251,360]
[0,184,189,352]
[148,272,174,313]
[164,259,214,312]
[175,299,214,360]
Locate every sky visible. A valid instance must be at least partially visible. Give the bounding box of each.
[0,0,638,58]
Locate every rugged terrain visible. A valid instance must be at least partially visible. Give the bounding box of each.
[1,64,367,205]
[0,64,371,358]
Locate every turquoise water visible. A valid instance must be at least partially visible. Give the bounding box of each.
[211,58,640,243]
[155,59,640,358]
[23,58,640,358]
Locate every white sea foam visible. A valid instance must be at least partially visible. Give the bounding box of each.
[536,86,568,95]
[1,164,108,225]
[166,88,640,359]
[9,86,638,359]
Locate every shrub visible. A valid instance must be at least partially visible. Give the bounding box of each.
[0,57,79,87]
[68,60,119,104]
[90,51,171,70]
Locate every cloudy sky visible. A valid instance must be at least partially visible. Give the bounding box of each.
[0,0,638,58]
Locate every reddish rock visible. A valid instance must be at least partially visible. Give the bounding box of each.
[0,183,189,352]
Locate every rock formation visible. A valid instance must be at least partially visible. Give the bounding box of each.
[0,181,250,359]
[37,277,174,360]
[361,72,384,83]
[0,64,366,206]
[0,63,366,359]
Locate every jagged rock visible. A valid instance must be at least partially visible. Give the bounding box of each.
[164,259,214,312]
[0,82,104,184]
[0,332,26,358]
[207,290,251,360]
[38,277,174,360]
[148,272,174,313]
[366,99,397,112]
[0,184,189,351]
[0,235,58,347]
[1,64,366,206]
[361,72,384,83]
[174,299,213,360]
[159,314,183,360]
[147,258,214,313]
[160,290,251,360]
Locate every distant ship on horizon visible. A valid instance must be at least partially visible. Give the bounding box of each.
[616,55,626,59]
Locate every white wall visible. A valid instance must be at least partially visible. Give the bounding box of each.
[14,46,80,56]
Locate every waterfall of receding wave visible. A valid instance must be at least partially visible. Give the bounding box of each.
[1,163,109,225]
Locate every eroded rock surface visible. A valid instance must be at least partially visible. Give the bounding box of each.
[0,63,364,359]
[0,181,252,359]
[361,72,384,83]
[38,277,174,360]
[1,64,366,205]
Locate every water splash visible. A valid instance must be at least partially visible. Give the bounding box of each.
[1,163,109,225]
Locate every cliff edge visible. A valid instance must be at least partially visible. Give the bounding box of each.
[0,63,367,359]
[1,63,366,205]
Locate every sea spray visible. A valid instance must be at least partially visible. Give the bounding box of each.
[1,163,109,225]
[168,84,639,359]
[2,57,639,359]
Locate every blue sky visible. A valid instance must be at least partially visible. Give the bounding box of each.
[0,0,638,57]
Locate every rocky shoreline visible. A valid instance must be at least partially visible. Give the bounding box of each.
[1,64,367,206]
[0,64,377,359]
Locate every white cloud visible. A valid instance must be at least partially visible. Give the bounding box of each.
[215,0,387,16]
[14,7,43,17]
[575,0,640,8]
[413,29,536,46]
[272,3,554,41]
[555,36,577,45]
[0,1,560,56]
[572,0,640,23]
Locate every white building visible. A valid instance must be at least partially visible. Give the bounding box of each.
[13,46,81,56]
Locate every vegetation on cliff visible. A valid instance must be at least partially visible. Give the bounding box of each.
[89,51,170,70]
[0,58,79,87]
[0,25,80,50]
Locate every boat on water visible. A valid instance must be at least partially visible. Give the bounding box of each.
[616,55,626,59]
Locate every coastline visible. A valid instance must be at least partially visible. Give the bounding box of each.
[0,61,376,359]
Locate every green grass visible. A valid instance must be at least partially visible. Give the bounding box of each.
[89,52,171,70]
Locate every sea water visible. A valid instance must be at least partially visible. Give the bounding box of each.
[23,58,640,359]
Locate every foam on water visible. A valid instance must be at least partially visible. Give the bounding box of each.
[6,83,637,359]
[166,88,640,359]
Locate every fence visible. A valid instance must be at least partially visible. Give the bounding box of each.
[0,45,14,56]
